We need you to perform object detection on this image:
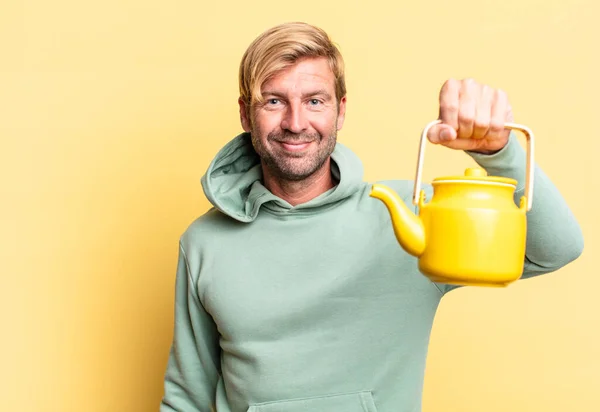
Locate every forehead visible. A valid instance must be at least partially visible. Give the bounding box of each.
[261,57,335,94]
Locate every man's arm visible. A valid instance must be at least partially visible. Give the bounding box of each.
[426,78,583,293]
[469,133,584,277]
[435,134,583,294]
[160,242,221,412]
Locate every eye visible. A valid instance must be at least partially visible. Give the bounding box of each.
[267,98,280,105]
[308,99,321,106]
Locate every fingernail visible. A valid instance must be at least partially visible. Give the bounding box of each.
[440,129,451,141]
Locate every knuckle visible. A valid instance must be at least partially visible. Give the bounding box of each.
[458,113,474,125]
[458,115,474,127]
[489,121,504,134]
[462,77,477,87]
[474,118,489,130]
[444,78,459,88]
[440,101,459,113]
[496,88,508,100]
[441,78,460,97]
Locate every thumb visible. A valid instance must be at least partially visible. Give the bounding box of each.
[427,123,456,144]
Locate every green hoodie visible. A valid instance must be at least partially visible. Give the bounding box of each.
[160,132,583,412]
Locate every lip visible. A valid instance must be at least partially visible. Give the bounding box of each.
[279,141,313,151]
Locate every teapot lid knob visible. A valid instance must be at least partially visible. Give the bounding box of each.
[465,167,487,177]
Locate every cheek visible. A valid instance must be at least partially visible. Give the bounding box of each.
[253,112,282,134]
[311,112,338,133]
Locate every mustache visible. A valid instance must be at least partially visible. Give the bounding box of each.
[268,132,320,143]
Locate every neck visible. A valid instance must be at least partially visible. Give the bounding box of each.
[262,159,336,206]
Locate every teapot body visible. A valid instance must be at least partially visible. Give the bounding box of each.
[418,178,527,287]
[369,120,536,288]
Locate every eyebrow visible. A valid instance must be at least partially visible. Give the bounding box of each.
[261,89,333,100]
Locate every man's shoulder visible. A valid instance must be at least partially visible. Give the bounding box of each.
[179,207,241,249]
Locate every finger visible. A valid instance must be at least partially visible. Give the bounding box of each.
[427,123,457,144]
[434,138,481,152]
[439,79,460,131]
[473,85,494,139]
[488,88,509,140]
[457,78,478,139]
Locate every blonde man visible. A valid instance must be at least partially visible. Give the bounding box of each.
[160,22,583,412]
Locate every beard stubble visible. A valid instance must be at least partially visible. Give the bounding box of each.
[251,129,337,182]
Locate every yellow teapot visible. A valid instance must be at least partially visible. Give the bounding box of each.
[370,120,535,287]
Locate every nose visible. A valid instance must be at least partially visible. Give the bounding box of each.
[280,102,308,134]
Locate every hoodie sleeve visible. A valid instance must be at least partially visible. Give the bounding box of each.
[160,242,221,412]
[441,132,584,293]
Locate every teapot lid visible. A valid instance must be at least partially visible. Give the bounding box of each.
[432,168,517,187]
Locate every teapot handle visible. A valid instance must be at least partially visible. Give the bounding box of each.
[414,120,535,212]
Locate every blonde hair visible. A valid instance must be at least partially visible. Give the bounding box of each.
[238,22,346,107]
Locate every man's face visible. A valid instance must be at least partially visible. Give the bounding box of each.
[239,57,346,181]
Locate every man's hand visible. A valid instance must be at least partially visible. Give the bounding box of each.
[427,78,513,154]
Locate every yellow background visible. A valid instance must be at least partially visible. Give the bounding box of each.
[2,0,598,411]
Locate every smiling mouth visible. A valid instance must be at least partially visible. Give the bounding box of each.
[278,141,313,151]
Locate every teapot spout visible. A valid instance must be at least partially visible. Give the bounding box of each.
[370,184,426,257]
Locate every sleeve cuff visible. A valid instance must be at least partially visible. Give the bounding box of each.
[465,131,528,192]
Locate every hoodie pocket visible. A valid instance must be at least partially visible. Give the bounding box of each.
[247,390,378,412]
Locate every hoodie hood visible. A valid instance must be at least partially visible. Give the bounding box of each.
[201,132,365,222]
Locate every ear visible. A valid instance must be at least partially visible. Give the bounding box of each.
[336,96,347,131]
[238,98,252,132]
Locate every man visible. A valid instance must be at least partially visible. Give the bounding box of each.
[160,22,583,412]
